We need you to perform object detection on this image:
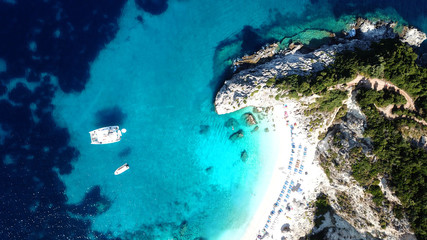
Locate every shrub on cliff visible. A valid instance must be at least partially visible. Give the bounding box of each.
[356,97,427,239]
[357,88,406,107]
[313,194,331,228]
[278,39,426,110]
[316,90,348,112]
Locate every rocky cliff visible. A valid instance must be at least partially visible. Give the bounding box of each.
[312,92,415,240]
[214,19,426,239]
[214,19,426,115]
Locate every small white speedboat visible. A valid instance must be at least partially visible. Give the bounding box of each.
[89,126,127,144]
[114,163,129,175]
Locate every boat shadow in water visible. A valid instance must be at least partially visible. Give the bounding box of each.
[118,146,132,158]
[95,106,127,127]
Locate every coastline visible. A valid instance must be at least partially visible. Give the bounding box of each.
[239,103,322,240]
[214,18,426,239]
[241,105,292,240]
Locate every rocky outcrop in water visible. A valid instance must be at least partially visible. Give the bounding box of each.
[229,129,244,141]
[224,118,239,129]
[241,150,248,162]
[243,112,257,126]
[234,43,279,65]
[199,125,209,134]
[251,126,259,133]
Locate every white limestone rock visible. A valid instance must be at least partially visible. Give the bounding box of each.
[401,26,427,47]
[214,20,426,115]
[215,40,371,115]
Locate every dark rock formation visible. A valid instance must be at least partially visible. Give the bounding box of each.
[281,223,291,232]
[224,118,239,128]
[229,129,244,141]
[179,220,188,237]
[135,0,168,15]
[199,125,209,134]
[68,186,111,216]
[251,126,259,133]
[136,15,144,23]
[243,112,257,126]
[241,150,248,162]
[205,166,213,174]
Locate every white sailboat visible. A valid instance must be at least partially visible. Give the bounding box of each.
[89,126,127,144]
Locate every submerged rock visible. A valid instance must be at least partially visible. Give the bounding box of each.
[224,118,239,129]
[179,220,188,237]
[136,15,144,24]
[205,166,213,174]
[199,125,209,134]
[241,150,248,162]
[243,112,257,126]
[253,107,262,113]
[251,126,259,133]
[229,129,244,141]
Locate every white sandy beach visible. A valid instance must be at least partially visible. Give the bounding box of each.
[241,103,326,240]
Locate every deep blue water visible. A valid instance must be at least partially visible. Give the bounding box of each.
[0,0,426,239]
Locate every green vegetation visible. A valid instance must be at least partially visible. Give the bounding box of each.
[315,90,348,112]
[380,217,388,229]
[319,160,332,182]
[357,89,406,107]
[269,39,426,120]
[266,76,276,87]
[303,91,347,134]
[337,191,353,216]
[250,89,259,96]
[394,117,427,141]
[393,204,404,220]
[351,155,379,186]
[279,38,427,237]
[354,91,427,238]
[313,194,331,228]
[335,104,348,121]
[367,185,385,206]
[392,106,418,117]
[264,38,427,237]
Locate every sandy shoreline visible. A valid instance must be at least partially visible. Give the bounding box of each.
[240,103,322,240]
[240,105,291,240]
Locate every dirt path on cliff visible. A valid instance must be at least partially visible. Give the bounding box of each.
[341,75,427,126]
[346,75,416,110]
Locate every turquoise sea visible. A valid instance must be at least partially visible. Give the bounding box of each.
[1,0,426,239]
[52,1,297,238]
[51,0,427,239]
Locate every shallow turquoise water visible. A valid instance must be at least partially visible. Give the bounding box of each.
[51,0,427,239]
[52,0,305,239]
